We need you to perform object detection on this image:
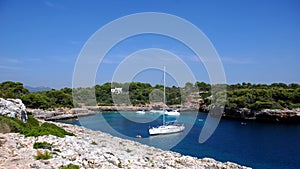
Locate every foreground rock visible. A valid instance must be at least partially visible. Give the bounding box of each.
[0,121,251,169]
[0,98,27,122]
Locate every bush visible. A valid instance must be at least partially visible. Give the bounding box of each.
[0,116,25,133]
[60,164,80,169]
[34,150,52,160]
[0,115,42,134]
[91,141,98,145]
[26,115,40,127]
[41,123,75,137]
[33,142,52,150]
[0,115,75,138]
[21,123,75,138]
[250,101,275,110]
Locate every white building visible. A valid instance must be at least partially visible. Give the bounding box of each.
[111,88,122,94]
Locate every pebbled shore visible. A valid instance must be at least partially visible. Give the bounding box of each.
[0,121,251,169]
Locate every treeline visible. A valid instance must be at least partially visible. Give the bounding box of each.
[226,82,300,110]
[0,81,73,109]
[73,82,183,106]
[1,81,300,110]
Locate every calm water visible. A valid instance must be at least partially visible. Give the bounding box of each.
[59,112,300,169]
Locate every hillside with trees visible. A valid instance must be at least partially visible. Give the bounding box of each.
[0,81,300,111]
[225,82,300,110]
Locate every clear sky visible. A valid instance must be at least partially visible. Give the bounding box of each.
[0,0,299,88]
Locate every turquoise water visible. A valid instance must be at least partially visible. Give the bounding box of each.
[59,112,300,169]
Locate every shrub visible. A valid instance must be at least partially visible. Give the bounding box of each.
[117,158,122,168]
[41,123,75,136]
[60,164,80,169]
[0,112,74,138]
[0,116,25,133]
[34,150,52,160]
[20,122,75,138]
[33,142,52,150]
[26,115,39,127]
[91,141,98,145]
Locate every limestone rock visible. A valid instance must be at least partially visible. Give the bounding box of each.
[0,120,251,169]
[0,98,27,122]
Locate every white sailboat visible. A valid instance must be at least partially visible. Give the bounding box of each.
[149,66,185,135]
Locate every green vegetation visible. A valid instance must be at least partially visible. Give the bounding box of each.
[226,83,300,110]
[91,141,98,145]
[0,81,29,98]
[26,115,40,126]
[0,115,74,137]
[117,158,122,168]
[21,122,75,137]
[21,88,73,109]
[34,150,52,160]
[33,142,52,150]
[59,164,80,169]
[1,81,300,111]
[0,81,73,109]
[0,116,26,133]
[125,149,132,153]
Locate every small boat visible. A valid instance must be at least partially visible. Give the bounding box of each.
[149,110,165,114]
[241,122,247,125]
[135,135,142,139]
[165,109,180,116]
[136,110,145,114]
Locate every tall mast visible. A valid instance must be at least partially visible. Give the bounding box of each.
[163,65,166,125]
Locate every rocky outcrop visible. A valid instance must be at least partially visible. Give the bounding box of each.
[223,108,254,120]
[223,107,300,123]
[254,109,300,123]
[0,121,251,169]
[28,108,96,121]
[0,98,27,122]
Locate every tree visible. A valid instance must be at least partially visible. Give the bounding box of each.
[21,93,51,109]
[195,82,211,91]
[0,81,29,98]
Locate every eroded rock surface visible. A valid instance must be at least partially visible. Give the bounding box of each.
[0,98,27,122]
[0,121,251,169]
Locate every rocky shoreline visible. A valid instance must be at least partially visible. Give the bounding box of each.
[27,105,198,121]
[222,107,300,123]
[29,106,300,124]
[0,120,251,169]
[27,108,96,121]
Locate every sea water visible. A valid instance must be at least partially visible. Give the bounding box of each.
[59,112,300,169]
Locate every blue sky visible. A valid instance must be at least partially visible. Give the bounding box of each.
[0,0,299,88]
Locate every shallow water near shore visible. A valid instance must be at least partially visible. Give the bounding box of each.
[58,111,300,169]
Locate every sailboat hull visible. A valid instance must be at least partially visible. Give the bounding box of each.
[149,125,185,135]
